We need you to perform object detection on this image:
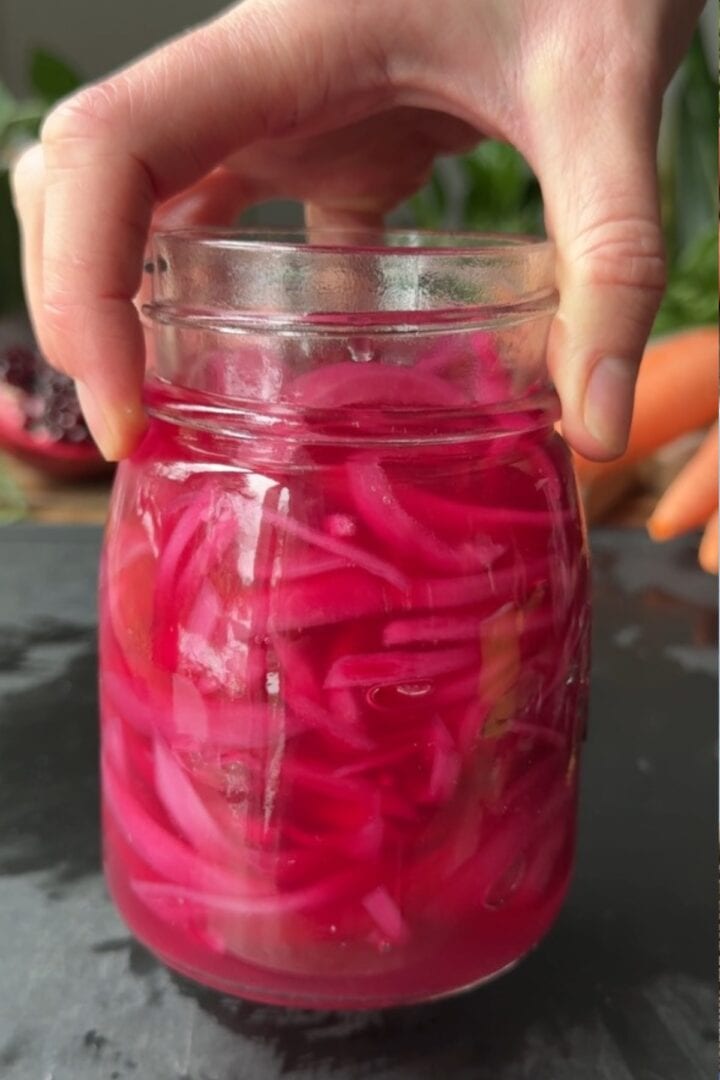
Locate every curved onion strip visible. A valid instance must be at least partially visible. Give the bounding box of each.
[324,645,477,690]
[153,736,238,862]
[347,457,503,573]
[132,866,368,917]
[362,886,410,945]
[103,755,246,894]
[262,503,408,588]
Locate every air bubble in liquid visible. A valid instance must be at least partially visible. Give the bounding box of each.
[397,682,433,698]
[367,681,434,711]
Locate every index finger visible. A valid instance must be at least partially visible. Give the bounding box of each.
[26,0,386,458]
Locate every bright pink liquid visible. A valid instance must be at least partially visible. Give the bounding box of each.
[99,355,589,1009]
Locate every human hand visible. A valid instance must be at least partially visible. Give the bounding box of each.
[11,0,704,460]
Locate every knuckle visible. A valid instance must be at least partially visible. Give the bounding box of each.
[41,80,128,149]
[571,217,666,295]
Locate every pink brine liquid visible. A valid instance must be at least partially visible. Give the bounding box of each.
[99,344,589,1009]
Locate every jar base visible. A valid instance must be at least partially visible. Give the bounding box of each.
[142,944,525,1011]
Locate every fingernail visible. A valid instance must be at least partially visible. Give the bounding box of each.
[583,357,637,457]
[75,381,120,461]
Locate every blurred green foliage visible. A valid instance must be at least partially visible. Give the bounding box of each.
[0,50,82,317]
[412,141,543,236]
[0,460,26,524]
[656,32,718,335]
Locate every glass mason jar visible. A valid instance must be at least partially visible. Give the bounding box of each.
[99,230,590,1009]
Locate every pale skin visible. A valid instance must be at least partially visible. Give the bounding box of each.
[10,0,704,462]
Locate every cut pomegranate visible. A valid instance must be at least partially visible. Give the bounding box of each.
[0,335,107,476]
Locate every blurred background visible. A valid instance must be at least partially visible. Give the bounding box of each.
[0,0,717,535]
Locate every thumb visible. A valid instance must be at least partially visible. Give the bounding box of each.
[538,108,666,461]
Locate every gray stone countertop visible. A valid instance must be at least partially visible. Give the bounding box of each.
[0,526,716,1080]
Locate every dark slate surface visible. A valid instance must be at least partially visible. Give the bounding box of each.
[0,525,716,1080]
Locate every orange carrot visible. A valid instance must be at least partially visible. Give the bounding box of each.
[699,512,719,574]
[647,424,718,540]
[574,325,718,483]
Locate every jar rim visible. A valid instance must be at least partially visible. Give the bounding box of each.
[149,226,553,259]
[144,228,557,333]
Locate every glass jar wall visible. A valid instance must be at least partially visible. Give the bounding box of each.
[99,230,589,1009]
